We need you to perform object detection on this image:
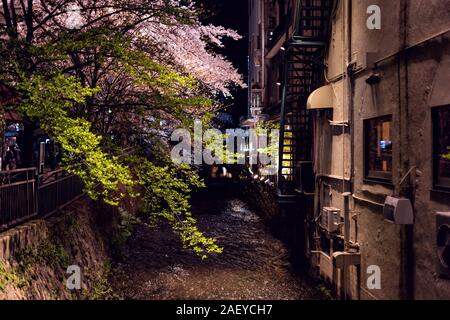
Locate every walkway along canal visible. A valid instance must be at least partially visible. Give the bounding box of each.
[110,184,332,300]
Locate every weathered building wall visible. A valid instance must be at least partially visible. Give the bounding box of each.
[409,43,450,299]
[350,1,403,300]
[314,0,450,300]
[248,0,450,300]
[404,0,450,299]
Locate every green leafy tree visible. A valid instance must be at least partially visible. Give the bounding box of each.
[0,0,244,258]
[18,74,135,205]
[129,155,223,259]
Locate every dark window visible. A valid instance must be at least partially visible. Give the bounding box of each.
[433,106,450,190]
[364,115,393,181]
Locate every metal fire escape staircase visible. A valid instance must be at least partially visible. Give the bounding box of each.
[277,0,331,201]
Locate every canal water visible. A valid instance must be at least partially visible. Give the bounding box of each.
[110,185,330,300]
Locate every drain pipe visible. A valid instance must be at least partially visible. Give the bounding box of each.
[344,0,354,251]
[344,0,360,300]
[340,0,354,300]
[338,0,363,300]
[398,0,415,301]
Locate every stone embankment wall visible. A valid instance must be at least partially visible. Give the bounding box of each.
[0,193,138,300]
[240,179,279,220]
[240,179,309,268]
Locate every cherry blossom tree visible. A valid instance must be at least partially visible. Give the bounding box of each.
[0,0,244,94]
[0,0,244,257]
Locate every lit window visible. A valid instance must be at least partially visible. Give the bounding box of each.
[364,115,393,181]
[433,106,450,189]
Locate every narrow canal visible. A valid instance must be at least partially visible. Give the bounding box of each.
[110,186,330,300]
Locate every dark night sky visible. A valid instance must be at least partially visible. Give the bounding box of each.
[197,0,249,124]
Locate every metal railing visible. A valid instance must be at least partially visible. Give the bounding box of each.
[0,168,38,231]
[0,168,83,231]
[38,170,84,218]
[267,10,293,50]
[0,147,137,232]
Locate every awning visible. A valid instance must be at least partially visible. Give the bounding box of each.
[307,85,334,110]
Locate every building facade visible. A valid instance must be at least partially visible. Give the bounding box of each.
[247,0,450,300]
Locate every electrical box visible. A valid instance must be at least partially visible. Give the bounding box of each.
[383,196,414,225]
[321,207,340,233]
[437,212,450,279]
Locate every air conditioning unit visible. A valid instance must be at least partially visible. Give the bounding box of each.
[321,207,341,233]
[437,212,450,279]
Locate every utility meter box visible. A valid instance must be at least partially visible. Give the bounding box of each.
[383,196,414,225]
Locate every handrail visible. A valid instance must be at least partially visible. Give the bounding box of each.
[0,167,36,174]
[38,174,73,189]
[0,179,36,189]
[0,146,137,232]
[0,167,37,186]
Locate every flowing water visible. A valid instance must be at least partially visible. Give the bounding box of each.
[110,188,329,300]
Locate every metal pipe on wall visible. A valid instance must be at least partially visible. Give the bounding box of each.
[341,0,354,300]
[398,0,415,301]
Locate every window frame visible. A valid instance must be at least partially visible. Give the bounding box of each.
[432,105,450,191]
[364,115,394,183]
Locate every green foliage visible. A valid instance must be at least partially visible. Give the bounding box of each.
[42,30,213,120]
[13,247,35,271]
[13,29,214,206]
[37,241,71,269]
[0,262,27,291]
[129,155,223,259]
[251,121,279,174]
[112,208,141,259]
[15,240,70,271]
[316,284,335,300]
[18,74,135,205]
[2,9,228,261]
[83,261,119,300]
[88,274,116,300]
[443,147,450,160]
[16,71,222,259]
